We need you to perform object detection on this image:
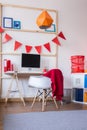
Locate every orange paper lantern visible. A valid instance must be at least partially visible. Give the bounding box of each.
[36,10,53,29]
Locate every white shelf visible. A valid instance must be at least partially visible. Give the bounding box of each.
[72,100,87,104]
[71,73,87,104]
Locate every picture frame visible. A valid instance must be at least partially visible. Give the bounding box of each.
[13,21,21,29]
[3,17,13,28]
[45,24,56,32]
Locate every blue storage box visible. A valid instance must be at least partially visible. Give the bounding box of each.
[84,74,87,88]
[75,88,83,102]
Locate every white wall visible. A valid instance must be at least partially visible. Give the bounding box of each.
[1,0,87,90]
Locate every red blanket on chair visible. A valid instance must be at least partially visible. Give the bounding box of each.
[43,69,63,100]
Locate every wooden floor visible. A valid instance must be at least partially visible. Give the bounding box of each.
[1,101,87,130]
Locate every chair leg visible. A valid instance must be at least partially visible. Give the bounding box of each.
[46,89,58,109]
[53,97,58,109]
[31,89,39,108]
[42,89,46,111]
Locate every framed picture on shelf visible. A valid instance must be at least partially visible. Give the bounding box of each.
[45,24,56,32]
[3,17,13,28]
[13,21,21,29]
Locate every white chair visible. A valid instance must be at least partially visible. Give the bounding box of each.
[28,76,58,111]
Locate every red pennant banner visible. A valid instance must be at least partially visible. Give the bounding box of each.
[44,42,51,52]
[2,33,12,43]
[25,45,32,53]
[58,31,66,40]
[35,45,42,54]
[52,36,61,46]
[14,41,22,51]
[0,27,4,33]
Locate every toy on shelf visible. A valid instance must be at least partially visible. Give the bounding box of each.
[4,59,14,72]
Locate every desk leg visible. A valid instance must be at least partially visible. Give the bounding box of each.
[15,75,25,106]
[5,76,14,105]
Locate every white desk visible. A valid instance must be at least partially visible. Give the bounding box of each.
[5,70,43,75]
[5,71,43,106]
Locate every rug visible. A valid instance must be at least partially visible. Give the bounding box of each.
[3,110,87,130]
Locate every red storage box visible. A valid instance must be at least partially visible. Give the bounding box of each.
[71,55,85,73]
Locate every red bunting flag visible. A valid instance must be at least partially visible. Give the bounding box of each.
[0,27,4,33]
[2,33,12,43]
[35,45,42,54]
[58,31,66,40]
[52,36,61,46]
[14,41,22,51]
[44,42,51,52]
[25,45,32,53]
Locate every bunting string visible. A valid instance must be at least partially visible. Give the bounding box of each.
[0,26,66,54]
